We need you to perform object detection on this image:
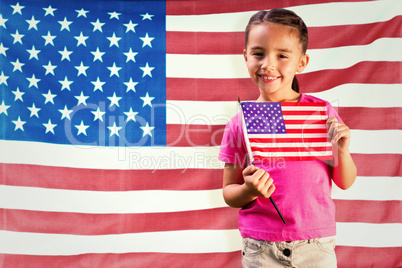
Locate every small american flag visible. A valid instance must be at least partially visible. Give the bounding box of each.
[241,101,333,162]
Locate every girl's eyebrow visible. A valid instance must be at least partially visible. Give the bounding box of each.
[277,48,293,53]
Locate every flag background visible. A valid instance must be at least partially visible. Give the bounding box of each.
[1,0,401,267]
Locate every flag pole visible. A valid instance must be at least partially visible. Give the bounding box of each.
[238,97,286,224]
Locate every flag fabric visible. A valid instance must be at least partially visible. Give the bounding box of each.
[241,101,333,162]
[0,0,401,267]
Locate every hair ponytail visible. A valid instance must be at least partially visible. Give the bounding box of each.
[292,77,299,93]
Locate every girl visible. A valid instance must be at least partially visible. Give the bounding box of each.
[219,9,357,267]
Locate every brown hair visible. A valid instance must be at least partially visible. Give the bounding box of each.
[245,9,309,93]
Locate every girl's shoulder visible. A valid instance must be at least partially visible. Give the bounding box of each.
[299,93,329,104]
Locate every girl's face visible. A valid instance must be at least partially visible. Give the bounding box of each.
[244,22,309,102]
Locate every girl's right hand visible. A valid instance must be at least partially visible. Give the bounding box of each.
[242,165,275,199]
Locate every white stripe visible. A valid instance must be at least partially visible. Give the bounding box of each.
[283,115,327,120]
[0,229,241,255]
[332,176,402,201]
[166,38,402,78]
[166,84,400,124]
[0,140,223,170]
[336,222,402,248]
[1,223,401,255]
[0,185,227,213]
[309,84,402,108]
[251,142,331,148]
[253,151,332,157]
[166,0,401,32]
[349,130,402,154]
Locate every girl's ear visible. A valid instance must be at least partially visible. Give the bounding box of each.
[243,49,248,62]
[296,54,309,73]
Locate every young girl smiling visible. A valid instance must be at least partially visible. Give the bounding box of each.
[219,9,357,267]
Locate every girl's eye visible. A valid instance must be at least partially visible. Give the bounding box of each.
[278,54,288,59]
[252,52,263,57]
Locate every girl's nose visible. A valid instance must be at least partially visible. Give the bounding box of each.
[261,56,275,71]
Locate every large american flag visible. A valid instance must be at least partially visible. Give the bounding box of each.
[0,0,401,267]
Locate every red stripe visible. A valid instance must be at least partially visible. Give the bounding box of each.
[166,0,374,15]
[0,252,242,268]
[1,200,398,236]
[339,107,402,130]
[166,124,224,147]
[353,154,401,177]
[2,154,399,191]
[335,246,402,268]
[166,62,401,101]
[0,207,239,235]
[284,128,327,134]
[282,111,327,116]
[166,16,401,54]
[0,163,222,191]
[334,200,402,224]
[250,137,329,143]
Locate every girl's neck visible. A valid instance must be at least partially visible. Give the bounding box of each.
[257,90,301,103]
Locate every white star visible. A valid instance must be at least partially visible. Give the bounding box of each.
[0,100,10,115]
[27,45,40,60]
[0,14,8,28]
[11,58,24,72]
[58,17,72,31]
[11,30,24,44]
[140,92,154,107]
[42,31,56,46]
[140,62,154,77]
[124,78,138,92]
[0,71,9,85]
[59,47,72,61]
[59,76,73,91]
[43,119,57,134]
[140,33,154,48]
[108,11,121,20]
[75,62,89,76]
[12,87,24,101]
[140,122,154,137]
[43,5,57,16]
[75,91,89,106]
[43,61,57,75]
[124,20,138,33]
[12,116,26,131]
[91,47,105,62]
[91,19,104,32]
[140,13,154,20]
[76,8,89,18]
[75,121,89,136]
[124,48,138,62]
[58,105,73,120]
[28,103,41,118]
[27,74,40,88]
[74,32,88,47]
[91,77,105,92]
[42,90,56,104]
[0,43,9,56]
[107,92,122,107]
[108,122,122,137]
[26,15,40,30]
[124,107,138,122]
[107,62,121,77]
[91,107,105,122]
[107,33,121,47]
[11,2,25,15]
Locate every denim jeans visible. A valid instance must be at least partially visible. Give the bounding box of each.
[242,236,337,268]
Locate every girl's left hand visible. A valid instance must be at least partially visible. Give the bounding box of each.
[326,116,351,152]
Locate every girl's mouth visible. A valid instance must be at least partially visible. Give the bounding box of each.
[259,75,280,82]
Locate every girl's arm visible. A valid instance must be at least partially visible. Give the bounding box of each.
[327,117,357,190]
[222,162,276,208]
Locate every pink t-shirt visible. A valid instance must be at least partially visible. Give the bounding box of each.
[219,94,343,241]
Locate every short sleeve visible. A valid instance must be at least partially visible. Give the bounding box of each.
[326,101,344,124]
[218,113,247,165]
